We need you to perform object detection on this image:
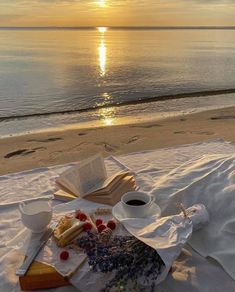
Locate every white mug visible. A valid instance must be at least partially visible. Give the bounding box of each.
[121,191,155,218]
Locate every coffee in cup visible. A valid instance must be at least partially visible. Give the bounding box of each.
[121,191,155,218]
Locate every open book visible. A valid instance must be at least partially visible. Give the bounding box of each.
[54,154,136,205]
[56,154,107,197]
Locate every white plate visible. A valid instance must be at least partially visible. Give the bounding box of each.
[112,201,161,221]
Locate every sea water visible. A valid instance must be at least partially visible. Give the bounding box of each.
[1,28,235,136]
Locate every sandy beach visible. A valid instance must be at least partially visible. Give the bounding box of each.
[0,105,235,175]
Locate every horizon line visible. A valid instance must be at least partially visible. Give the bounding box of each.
[1,25,235,30]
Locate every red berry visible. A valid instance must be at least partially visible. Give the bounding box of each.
[97,224,106,233]
[95,219,103,227]
[75,210,81,219]
[78,213,87,221]
[83,222,93,231]
[60,251,69,261]
[107,220,116,230]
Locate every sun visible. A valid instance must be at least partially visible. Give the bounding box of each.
[97,27,107,33]
[96,0,106,7]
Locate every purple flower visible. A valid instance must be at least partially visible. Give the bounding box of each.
[76,234,165,291]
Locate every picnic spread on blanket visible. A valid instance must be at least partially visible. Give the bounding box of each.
[1,140,235,292]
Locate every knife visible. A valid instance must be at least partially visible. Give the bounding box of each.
[16,221,58,276]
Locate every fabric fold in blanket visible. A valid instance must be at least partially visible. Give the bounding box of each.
[151,154,235,280]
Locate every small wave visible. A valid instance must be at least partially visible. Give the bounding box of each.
[1,88,235,122]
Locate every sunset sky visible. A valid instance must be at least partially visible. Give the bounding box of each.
[0,0,235,27]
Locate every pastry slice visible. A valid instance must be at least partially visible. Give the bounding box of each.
[54,216,85,247]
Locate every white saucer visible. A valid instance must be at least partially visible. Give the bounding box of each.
[112,201,161,221]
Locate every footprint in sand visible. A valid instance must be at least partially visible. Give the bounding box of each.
[131,124,162,129]
[104,144,118,152]
[96,142,119,152]
[174,131,214,135]
[210,116,235,120]
[4,146,46,159]
[174,131,186,134]
[4,149,35,158]
[27,137,63,143]
[32,147,46,151]
[195,131,214,135]
[127,136,140,144]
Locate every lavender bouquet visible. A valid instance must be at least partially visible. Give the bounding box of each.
[77,231,165,291]
[74,204,209,291]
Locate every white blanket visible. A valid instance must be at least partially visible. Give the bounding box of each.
[152,154,235,280]
[1,140,235,292]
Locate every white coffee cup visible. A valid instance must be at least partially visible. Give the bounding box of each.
[121,191,155,218]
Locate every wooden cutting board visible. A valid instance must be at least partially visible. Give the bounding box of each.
[19,260,70,290]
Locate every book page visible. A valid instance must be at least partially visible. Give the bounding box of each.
[56,153,107,197]
[87,171,130,195]
[78,154,107,195]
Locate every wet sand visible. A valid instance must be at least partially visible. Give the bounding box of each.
[0,106,235,175]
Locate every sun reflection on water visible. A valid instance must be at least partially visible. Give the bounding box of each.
[99,40,106,77]
[97,27,116,126]
[98,106,116,126]
[98,27,107,77]
[102,92,111,100]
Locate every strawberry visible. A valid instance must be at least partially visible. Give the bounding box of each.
[97,224,106,233]
[107,220,116,230]
[78,212,87,221]
[60,251,69,261]
[95,219,103,227]
[83,222,93,231]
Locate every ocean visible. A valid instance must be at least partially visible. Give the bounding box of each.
[1,28,235,136]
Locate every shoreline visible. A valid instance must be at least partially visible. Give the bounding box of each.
[1,92,235,139]
[2,88,235,122]
[0,105,235,175]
